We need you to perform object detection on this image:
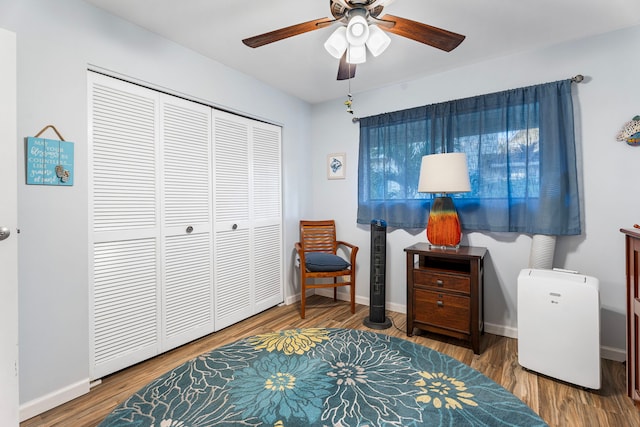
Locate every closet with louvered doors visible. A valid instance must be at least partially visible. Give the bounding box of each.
[89,72,213,379]
[88,72,284,380]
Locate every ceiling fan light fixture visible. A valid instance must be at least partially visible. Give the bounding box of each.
[346,14,369,46]
[366,24,391,57]
[324,26,348,59]
[243,2,467,83]
[347,44,367,64]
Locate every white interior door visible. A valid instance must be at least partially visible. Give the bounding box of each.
[0,27,19,426]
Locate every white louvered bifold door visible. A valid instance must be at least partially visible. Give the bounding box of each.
[213,110,283,330]
[160,95,213,351]
[89,72,161,379]
[252,123,283,312]
[213,111,252,329]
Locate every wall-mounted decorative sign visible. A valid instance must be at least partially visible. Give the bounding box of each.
[26,125,74,186]
[616,115,640,146]
[327,152,346,180]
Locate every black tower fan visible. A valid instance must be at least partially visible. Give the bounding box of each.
[363,219,392,329]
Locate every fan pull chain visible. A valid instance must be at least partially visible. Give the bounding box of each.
[345,65,354,115]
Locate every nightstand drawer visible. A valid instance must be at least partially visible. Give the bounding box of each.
[414,289,470,333]
[413,270,470,293]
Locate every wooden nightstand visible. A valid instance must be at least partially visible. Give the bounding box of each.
[404,242,487,354]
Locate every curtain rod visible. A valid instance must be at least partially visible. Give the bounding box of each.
[351,75,585,123]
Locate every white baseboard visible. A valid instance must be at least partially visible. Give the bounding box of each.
[324,290,407,314]
[385,301,406,315]
[298,292,626,361]
[484,322,625,362]
[600,345,626,362]
[283,294,299,306]
[485,322,518,339]
[314,288,367,306]
[20,378,90,422]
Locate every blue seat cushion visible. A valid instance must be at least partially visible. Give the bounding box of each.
[305,252,350,272]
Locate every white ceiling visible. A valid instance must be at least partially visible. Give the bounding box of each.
[84,0,640,104]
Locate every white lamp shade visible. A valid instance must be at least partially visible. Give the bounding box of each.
[366,24,391,57]
[418,152,471,193]
[346,15,369,46]
[347,44,367,64]
[324,26,348,59]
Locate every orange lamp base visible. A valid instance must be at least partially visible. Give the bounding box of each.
[426,196,462,248]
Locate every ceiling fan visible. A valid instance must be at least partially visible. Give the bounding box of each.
[242,0,465,80]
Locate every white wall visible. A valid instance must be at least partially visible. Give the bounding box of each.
[311,24,640,360]
[0,0,313,418]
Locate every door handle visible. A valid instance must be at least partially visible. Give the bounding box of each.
[0,226,10,241]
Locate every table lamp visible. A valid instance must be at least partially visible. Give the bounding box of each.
[418,153,471,248]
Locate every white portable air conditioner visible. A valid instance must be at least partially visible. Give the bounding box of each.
[517,268,601,389]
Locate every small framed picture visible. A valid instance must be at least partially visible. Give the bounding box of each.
[327,153,346,179]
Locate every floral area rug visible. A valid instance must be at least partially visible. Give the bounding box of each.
[99,328,548,426]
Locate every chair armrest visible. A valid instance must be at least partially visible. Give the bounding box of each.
[336,241,359,265]
[295,242,304,268]
[336,240,357,250]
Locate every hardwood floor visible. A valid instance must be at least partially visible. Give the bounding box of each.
[21,296,639,427]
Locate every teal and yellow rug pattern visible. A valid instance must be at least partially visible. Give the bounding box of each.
[99,328,548,426]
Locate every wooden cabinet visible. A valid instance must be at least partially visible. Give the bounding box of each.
[621,228,640,406]
[405,243,486,354]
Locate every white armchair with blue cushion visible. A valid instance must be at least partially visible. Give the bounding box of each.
[295,220,359,318]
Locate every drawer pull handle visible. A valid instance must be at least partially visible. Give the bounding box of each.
[437,300,444,307]
[436,279,444,286]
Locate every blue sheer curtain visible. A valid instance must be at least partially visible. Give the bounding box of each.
[357,79,581,235]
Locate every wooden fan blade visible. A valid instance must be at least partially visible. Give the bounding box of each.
[337,52,356,80]
[380,14,465,52]
[242,17,334,48]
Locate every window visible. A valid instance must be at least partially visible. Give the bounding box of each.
[357,79,581,235]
